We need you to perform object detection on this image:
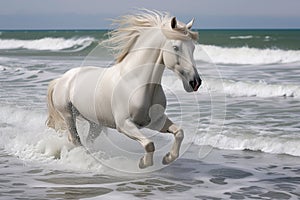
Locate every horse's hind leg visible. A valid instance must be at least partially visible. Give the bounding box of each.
[160,117,184,165]
[86,121,103,143]
[60,103,82,146]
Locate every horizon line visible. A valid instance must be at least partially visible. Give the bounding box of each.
[1,28,300,31]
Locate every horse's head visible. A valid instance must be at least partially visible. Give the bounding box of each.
[162,17,201,92]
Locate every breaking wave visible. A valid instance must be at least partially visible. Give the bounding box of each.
[195,45,300,65]
[205,78,300,98]
[195,130,300,157]
[0,37,95,52]
[230,35,254,39]
[162,75,300,98]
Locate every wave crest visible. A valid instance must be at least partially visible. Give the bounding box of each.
[195,45,300,65]
[205,78,300,98]
[195,131,300,157]
[0,37,95,51]
[230,35,254,39]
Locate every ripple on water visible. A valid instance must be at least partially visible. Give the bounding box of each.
[209,168,253,179]
[46,187,113,199]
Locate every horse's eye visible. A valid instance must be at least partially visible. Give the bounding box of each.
[173,46,179,52]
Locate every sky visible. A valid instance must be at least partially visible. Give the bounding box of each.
[0,0,300,29]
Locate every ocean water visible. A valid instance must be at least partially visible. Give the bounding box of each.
[0,30,300,199]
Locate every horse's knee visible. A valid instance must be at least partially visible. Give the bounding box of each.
[175,129,184,141]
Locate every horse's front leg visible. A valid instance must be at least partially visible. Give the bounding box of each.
[117,119,155,169]
[160,118,184,165]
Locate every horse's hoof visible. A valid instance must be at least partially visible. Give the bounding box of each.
[162,152,171,165]
[139,160,145,169]
[139,157,147,169]
[162,152,178,165]
[138,156,153,169]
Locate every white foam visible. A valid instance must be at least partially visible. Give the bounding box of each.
[0,105,104,172]
[0,65,9,71]
[206,78,300,98]
[0,37,94,51]
[195,44,300,65]
[195,131,300,157]
[230,35,253,39]
[161,74,300,98]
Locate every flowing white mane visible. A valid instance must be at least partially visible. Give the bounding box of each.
[102,10,199,63]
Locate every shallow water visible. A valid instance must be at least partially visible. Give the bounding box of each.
[1,146,299,199]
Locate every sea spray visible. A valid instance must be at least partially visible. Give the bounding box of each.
[0,105,104,172]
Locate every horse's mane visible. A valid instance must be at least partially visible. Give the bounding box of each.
[101,10,199,63]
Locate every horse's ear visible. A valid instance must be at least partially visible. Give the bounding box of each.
[171,17,177,29]
[186,18,195,29]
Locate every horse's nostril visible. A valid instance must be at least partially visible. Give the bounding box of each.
[189,77,201,91]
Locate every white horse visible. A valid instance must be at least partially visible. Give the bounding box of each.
[46,11,201,169]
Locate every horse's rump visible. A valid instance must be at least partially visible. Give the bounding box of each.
[46,78,67,131]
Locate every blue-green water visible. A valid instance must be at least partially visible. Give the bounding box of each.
[0,29,299,52]
[0,29,300,199]
[199,29,300,50]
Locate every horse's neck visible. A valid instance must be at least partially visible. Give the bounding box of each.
[118,29,166,84]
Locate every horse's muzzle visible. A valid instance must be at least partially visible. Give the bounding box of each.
[189,76,202,91]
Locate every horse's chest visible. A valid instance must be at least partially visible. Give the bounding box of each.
[129,85,166,127]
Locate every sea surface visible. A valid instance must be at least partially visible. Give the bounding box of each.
[0,29,300,199]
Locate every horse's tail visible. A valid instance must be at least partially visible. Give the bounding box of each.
[46,79,67,131]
